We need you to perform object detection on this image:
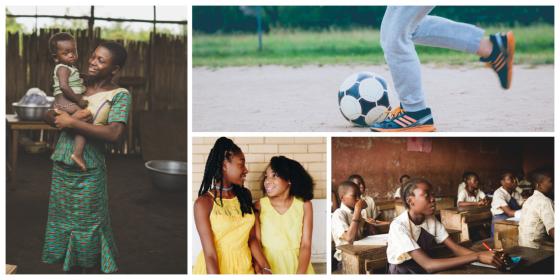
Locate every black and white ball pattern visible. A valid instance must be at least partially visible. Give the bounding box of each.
[338,72,391,126]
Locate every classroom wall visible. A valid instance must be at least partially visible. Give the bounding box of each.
[192,137,327,200]
[332,137,553,199]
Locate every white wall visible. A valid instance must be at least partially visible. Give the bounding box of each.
[192,199,327,263]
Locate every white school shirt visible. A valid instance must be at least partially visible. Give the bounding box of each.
[491,186,525,216]
[519,190,555,248]
[331,203,367,261]
[457,182,466,196]
[394,187,401,198]
[361,194,377,219]
[457,189,486,204]
[386,211,449,264]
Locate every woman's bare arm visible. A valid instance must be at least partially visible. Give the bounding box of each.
[442,236,474,256]
[408,237,504,273]
[194,195,219,274]
[296,201,313,274]
[248,221,271,274]
[53,110,125,143]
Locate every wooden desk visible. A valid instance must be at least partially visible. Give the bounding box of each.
[375,200,396,221]
[6,264,17,274]
[6,114,58,182]
[435,196,455,211]
[338,244,387,274]
[438,246,554,274]
[440,206,492,242]
[339,229,462,274]
[494,219,519,250]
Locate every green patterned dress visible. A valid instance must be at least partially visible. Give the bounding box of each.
[42,89,131,273]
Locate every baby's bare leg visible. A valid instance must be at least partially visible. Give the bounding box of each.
[72,134,87,171]
[68,108,91,172]
[53,94,79,114]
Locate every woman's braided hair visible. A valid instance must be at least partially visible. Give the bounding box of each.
[199,137,253,216]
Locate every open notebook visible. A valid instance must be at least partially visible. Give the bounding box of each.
[353,234,389,246]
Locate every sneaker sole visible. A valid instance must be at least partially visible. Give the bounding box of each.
[505,31,515,89]
[371,125,437,132]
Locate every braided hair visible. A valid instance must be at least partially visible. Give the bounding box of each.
[199,137,253,216]
[401,178,433,209]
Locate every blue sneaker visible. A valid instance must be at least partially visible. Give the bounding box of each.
[480,31,515,89]
[370,107,436,132]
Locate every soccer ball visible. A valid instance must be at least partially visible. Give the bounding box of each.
[338,72,391,127]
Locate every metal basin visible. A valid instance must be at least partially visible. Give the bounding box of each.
[12,102,52,121]
[145,160,187,192]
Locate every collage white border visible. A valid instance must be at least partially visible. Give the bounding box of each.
[0,0,558,279]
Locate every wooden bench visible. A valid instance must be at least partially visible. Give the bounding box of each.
[339,229,462,274]
[440,206,492,242]
[375,200,396,221]
[494,219,519,250]
[338,244,386,274]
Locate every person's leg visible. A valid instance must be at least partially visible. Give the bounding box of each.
[411,15,485,55]
[410,14,514,89]
[380,6,434,112]
[71,134,87,172]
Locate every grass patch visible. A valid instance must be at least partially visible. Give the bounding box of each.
[193,24,554,67]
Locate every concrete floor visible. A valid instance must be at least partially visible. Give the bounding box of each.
[6,152,187,274]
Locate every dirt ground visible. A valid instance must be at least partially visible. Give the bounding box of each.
[6,152,187,274]
[193,64,554,132]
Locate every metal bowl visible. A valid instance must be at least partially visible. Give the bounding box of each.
[12,102,52,121]
[145,160,187,192]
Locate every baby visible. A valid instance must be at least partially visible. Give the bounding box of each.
[49,32,89,171]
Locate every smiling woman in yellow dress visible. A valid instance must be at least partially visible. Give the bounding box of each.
[193,137,270,274]
[255,156,315,274]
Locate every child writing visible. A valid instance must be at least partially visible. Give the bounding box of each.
[457,172,489,207]
[519,168,554,249]
[255,156,314,274]
[387,178,503,273]
[49,32,89,171]
[193,137,270,274]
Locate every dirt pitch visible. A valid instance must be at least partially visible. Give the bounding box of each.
[193,64,553,132]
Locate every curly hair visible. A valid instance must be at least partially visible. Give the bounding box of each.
[263,156,314,201]
[48,32,75,56]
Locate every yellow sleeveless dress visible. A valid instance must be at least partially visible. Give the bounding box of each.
[259,197,315,274]
[193,193,255,274]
